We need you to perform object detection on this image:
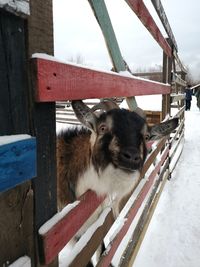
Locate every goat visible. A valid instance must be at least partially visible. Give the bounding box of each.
[57,99,178,264]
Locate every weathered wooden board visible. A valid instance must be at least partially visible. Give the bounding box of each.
[96,146,169,266]
[88,0,137,109]
[141,138,166,177]
[27,0,57,265]
[38,190,105,265]
[69,211,114,267]
[119,166,170,267]
[151,0,178,51]
[0,137,36,192]
[125,0,172,57]
[88,0,126,72]
[171,93,185,103]
[0,11,34,265]
[173,50,187,73]
[170,118,184,144]
[33,57,170,102]
[172,73,187,87]
[162,44,172,119]
[0,10,29,134]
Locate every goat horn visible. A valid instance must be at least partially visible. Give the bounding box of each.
[91,99,119,112]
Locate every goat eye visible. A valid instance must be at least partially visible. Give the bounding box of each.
[99,124,107,134]
[144,134,150,141]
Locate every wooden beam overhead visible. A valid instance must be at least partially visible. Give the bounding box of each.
[151,0,178,51]
[125,0,172,57]
[33,57,170,102]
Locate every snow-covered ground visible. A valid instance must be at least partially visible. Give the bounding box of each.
[134,98,200,267]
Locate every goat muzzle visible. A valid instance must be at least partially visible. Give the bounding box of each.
[117,148,143,172]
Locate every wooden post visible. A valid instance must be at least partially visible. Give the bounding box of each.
[0,0,56,266]
[179,70,186,137]
[27,0,57,266]
[25,0,57,266]
[0,9,34,266]
[162,38,172,181]
[162,39,172,120]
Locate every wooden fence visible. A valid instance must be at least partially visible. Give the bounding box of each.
[0,0,186,266]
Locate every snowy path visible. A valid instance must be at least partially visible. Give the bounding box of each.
[134,99,200,267]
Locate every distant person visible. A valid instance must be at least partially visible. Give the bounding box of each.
[185,85,193,111]
[194,89,200,110]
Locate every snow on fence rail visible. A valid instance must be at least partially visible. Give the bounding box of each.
[32,56,170,102]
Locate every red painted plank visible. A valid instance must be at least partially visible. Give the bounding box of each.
[33,58,170,102]
[125,0,172,57]
[97,146,169,267]
[39,190,105,264]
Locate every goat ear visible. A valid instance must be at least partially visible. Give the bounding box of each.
[147,118,178,140]
[72,100,97,131]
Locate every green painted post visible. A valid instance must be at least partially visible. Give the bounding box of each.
[88,0,137,109]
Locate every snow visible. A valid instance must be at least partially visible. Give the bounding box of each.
[111,173,160,267]
[119,71,170,87]
[136,95,162,111]
[59,207,111,267]
[104,176,147,247]
[133,98,200,267]
[39,201,80,235]
[170,136,184,172]
[32,53,66,64]
[32,53,122,76]
[0,0,30,15]
[0,134,31,146]
[120,95,162,111]
[8,256,30,267]
[191,83,200,90]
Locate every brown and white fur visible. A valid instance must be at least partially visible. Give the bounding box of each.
[57,100,178,262]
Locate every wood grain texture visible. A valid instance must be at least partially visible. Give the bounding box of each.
[88,0,126,72]
[69,211,114,267]
[39,190,105,265]
[0,11,34,266]
[151,0,178,51]
[141,138,166,177]
[96,146,169,266]
[0,11,30,134]
[125,0,172,57]
[88,0,138,109]
[33,58,170,102]
[119,163,170,267]
[0,137,36,192]
[27,0,57,265]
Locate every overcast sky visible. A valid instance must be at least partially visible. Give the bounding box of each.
[53,0,200,81]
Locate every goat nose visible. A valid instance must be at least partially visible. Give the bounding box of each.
[121,150,141,164]
[132,154,141,164]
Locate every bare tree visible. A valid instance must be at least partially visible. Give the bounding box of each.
[132,64,163,82]
[67,53,85,64]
